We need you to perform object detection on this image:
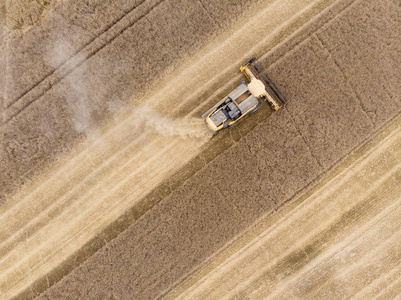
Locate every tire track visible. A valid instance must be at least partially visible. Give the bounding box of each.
[165,116,401,300]
[1,0,163,128]
[29,0,400,297]
[0,0,352,298]
[1,136,202,296]
[352,260,401,299]
[264,0,357,69]
[0,0,339,244]
[1,0,356,129]
[3,0,148,107]
[171,0,357,119]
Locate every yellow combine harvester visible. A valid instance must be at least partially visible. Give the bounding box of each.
[202,58,288,134]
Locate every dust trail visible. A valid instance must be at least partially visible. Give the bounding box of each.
[129,105,209,141]
[46,38,95,136]
[0,0,338,298]
[45,38,210,146]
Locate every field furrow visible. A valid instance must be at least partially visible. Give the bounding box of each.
[166,116,401,300]
[0,0,341,298]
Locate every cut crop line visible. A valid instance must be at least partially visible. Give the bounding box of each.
[315,109,401,191]
[353,260,401,299]
[175,150,401,300]
[0,0,165,128]
[4,0,148,109]
[2,144,199,299]
[163,119,401,299]
[372,272,401,300]
[0,138,187,283]
[269,183,401,299]
[176,0,358,122]
[0,135,161,258]
[1,0,357,130]
[169,0,329,116]
[265,0,358,69]
[326,228,401,299]
[0,0,368,296]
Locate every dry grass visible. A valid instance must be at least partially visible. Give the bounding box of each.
[35,0,401,298]
[0,0,262,203]
[2,0,400,298]
[4,0,60,31]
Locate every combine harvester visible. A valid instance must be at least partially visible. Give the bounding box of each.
[202,58,288,134]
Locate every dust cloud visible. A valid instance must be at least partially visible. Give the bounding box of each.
[128,105,210,142]
[45,38,96,136]
[45,39,210,150]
